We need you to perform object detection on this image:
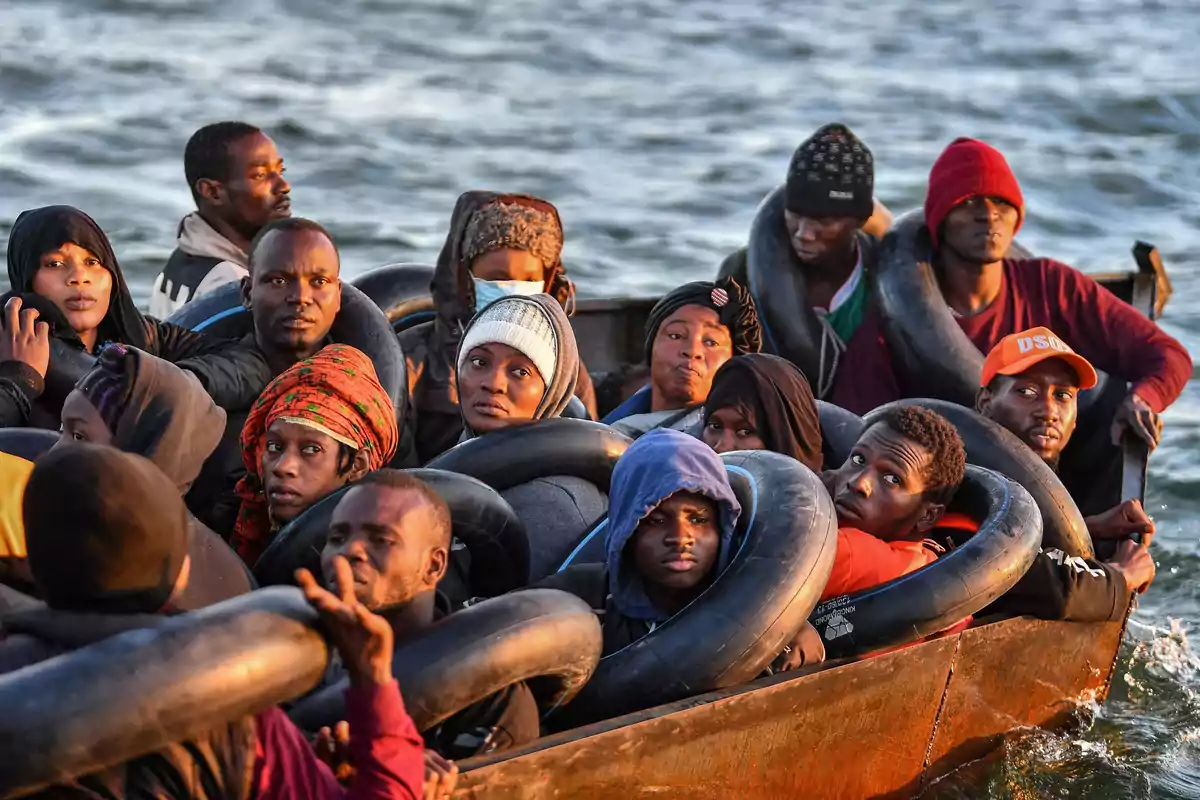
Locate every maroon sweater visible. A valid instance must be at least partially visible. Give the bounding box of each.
[835,258,1192,414]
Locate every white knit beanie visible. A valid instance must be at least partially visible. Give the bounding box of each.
[457,295,559,385]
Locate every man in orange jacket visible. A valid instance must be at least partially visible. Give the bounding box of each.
[820,405,967,601]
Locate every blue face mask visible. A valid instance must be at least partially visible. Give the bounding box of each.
[473,277,544,312]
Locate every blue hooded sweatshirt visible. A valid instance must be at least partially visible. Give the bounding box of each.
[605,428,741,623]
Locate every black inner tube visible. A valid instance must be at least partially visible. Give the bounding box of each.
[810,465,1043,658]
[818,400,863,469]
[864,398,1093,557]
[0,587,329,798]
[42,339,97,414]
[0,427,59,462]
[288,588,603,733]
[745,185,829,390]
[427,419,633,493]
[349,262,435,324]
[253,469,530,601]
[554,449,838,727]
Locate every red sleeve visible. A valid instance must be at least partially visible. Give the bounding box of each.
[254,680,423,800]
[821,528,938,601]
[1045,261,1192,413]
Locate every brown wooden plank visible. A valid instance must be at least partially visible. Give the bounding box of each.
[457,636,960,800]
[922,616,1125,783]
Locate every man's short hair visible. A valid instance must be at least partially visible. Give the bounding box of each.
[866,406,966,506]
[247,217,339,274]
[183,121,262,205]
[355,469,452,548]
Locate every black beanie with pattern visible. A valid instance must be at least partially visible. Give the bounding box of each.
[785,123,874,220]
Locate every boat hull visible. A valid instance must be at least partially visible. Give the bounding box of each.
[455,614,1125,799]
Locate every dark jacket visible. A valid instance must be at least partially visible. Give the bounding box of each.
[399,190,597,463]
[0,361,44,428]
[175,335,278,538]
[991,548,1131,622]
[107,348,255,605]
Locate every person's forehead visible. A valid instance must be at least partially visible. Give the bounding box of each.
[658,490,716,510]
[255,229,338,270]
[266,418,338,443]
[1008,358,1080,388]
[229,132,282,166]
[334,484,434,526]
[662,304,723,328]
[859,424,930,471]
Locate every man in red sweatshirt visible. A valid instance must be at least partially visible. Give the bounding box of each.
[922,137,1192,447]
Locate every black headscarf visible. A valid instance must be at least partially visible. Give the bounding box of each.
[643,276,761,363]
[23,443,189,614]
[703,354,823,471]
[5,205,148,351]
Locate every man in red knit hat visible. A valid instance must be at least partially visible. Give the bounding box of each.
[922,136,1191,451]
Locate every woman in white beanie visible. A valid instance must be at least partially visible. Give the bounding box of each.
[455,293,606,580]
[457,293,579,436]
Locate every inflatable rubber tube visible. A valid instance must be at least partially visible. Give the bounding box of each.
[349,263,435,327]
[288,588,602,732]
[164,281,251,339]
[810,465,1043,658]
[0,587,328,798]
[875,209,1038,406]
[42,339,96,414]
[254,469,530,599]
[717,196,893,285]
[0,427,58,462]
[745,185,831,390]
[428,419,633,493]
[556,449,838,726]
[818,400,863,469]
[166,281,408,425]
[864,398,1092,557]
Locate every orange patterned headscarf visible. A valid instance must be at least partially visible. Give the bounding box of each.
[231,344,399,564]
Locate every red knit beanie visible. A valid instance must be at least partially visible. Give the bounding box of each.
[924,137,1024,248]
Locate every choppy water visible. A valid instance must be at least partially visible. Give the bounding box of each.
[3,0,1200,795]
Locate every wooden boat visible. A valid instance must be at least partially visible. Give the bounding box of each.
[450,244,1171,799]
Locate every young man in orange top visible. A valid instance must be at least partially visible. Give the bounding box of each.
[976,327,1156,619]
[820,406,968,600]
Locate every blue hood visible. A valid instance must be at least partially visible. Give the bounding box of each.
[605,428,741,622]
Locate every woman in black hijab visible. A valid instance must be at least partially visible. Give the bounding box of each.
[700,353,823,472]
[4,205,221,426]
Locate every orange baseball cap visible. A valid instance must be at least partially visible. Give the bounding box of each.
[981,327,1098,389]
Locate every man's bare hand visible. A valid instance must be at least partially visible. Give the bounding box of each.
[297,557,393,687]
[1108,540,1156,595]
[1111,392,1162,450]
[423,750,459,800]
[1085,499,1155,544]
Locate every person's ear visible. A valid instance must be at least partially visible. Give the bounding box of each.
[195,178,225,207]
[240,274,253,310]
[346,448,373,482]
[914,502,946,534]
[974,386,991,415]
[425,545,449,589]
